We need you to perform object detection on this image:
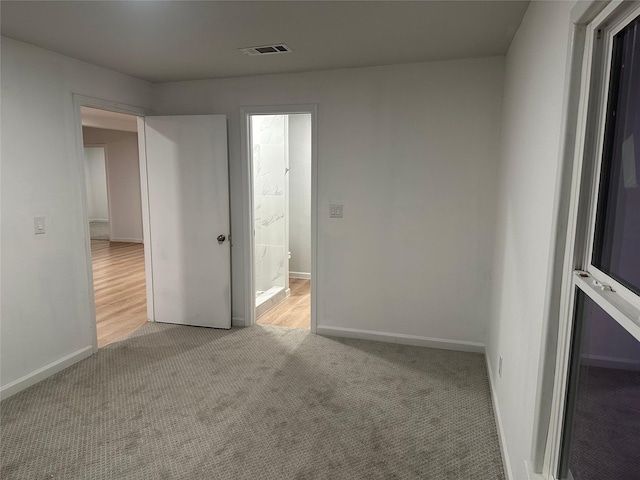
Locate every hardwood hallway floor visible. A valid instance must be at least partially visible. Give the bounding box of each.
[91,240,147,347]
[257,278,310,329]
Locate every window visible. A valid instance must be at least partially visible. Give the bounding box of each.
[560,290,640,479]
[552,6,640,480]
[591,15,640,296]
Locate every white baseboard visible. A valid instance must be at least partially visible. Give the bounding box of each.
[290,271,311,279]
[316,325,485,353]
[525,461,545,480]
[232,317,246,327]
[0,346,94,400]
[109,237,143,243]
[485,353,513,480]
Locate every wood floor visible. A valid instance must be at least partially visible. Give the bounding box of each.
[91,240,147,347]
[257,278,310,329]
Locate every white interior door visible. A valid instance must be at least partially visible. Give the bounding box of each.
[144,115,231,328]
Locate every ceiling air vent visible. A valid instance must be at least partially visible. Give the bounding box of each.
[240,44,293,56]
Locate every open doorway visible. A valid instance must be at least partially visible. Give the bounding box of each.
[80,106,147,347]
[249,113,313,330]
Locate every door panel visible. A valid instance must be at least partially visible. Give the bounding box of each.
[145,115,231,328]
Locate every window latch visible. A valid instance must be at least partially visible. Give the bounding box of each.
[593,279,614,292]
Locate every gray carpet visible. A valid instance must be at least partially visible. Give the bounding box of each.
[1,324,504,479]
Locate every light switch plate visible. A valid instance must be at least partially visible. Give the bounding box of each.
[329,204,343,218]
[34,216,46,235]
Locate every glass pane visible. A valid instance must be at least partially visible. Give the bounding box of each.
[560,290,640,480]
[592,15,640,295]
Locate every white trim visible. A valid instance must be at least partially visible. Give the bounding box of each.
[284,115,290,293]
[531,3,619,468]
[485,354,513,480]
[583,4,640,272]
[575,273,640,342]
[546,270,580,479]
[525,461,545,480]
[582,5,618,270]
[316,326,485,353]
[541,3,612,477]
[232,317,246,327]
[89,219,110,223]
[532,17,590,473]
[582,3,640,272]
[0,346,94,400]
[587,265,640,311]
[310,107,319,336]
[75,95,148,118]
[109,237,143,243]
[289,271,311,280]
[543,12,604,478]
[136,117,155,323]
[240,111,253,330]
[609,2,640,36]
[241,105,318,334]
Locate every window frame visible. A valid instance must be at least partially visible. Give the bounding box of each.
[543,2,640,479]
[583,4,640,311]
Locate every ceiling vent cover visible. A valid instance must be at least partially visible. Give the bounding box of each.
[240,44,293,56]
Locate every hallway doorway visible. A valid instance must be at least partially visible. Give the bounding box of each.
[81,106,148,346]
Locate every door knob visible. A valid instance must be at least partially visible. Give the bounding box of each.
[217,234,226,243]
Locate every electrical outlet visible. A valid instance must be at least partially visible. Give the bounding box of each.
[498,355,503,377]
[329,204,343,218]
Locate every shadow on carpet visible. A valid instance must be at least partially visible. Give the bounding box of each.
[1,323,504,479]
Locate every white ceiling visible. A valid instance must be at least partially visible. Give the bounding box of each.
[1,1,529,83]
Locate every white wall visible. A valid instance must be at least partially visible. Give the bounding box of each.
[288,114,312,276]
[486,2,575,478]
[83,147,109,221]
[82,127,143,242]
[252,115,288,292]
[0,37,152,395]
[154,57,504,343]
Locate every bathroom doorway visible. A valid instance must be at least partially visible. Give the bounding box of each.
[245,109,316,330]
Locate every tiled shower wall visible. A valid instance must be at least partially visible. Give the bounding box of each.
[252,115,288,293]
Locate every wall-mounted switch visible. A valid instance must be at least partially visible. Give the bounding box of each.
[329,204,343,218]
[34,216,46,235]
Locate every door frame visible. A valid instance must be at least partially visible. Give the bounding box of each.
[72,95,151,352]
[240,105,318,333]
